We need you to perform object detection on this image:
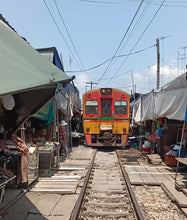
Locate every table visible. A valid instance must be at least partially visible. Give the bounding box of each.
[38,146,59,175]
[175,157,187,184]
[176,158,187,165]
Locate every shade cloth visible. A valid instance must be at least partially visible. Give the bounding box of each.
[133,72,187,122]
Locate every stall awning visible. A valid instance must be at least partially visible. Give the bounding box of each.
[0,20,70,96]
[133,72,187,123]
[0,20,72,135]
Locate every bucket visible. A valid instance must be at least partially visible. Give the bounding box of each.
[142,146,151,153]
[164,155,177,166]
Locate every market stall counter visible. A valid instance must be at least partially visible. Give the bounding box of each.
[0,142,20,204]
[38,142,59,176]
[0,175,16,203]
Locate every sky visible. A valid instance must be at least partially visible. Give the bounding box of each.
[1,0,187,99]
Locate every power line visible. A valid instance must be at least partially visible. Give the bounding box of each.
[96,0,145,87]
[65,44,155,73]
[104,0,151,75]
[105,0,166,86]
[96,69,132,81]
[53,0,87,73]
[79,0,187,8]
[79,0,118,4]
[42,0,83,72]
[117,0,151,56]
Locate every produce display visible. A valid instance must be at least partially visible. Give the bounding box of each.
[11,134,29,155]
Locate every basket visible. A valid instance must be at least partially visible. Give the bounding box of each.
[142,147,151,153]
[164,155,177,166]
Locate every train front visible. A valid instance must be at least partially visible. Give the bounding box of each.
[83,88,130,147]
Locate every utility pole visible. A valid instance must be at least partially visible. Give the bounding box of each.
[86,81,97,91]
[156,38,160,90]
[157,35,173,89]
[85,85,89,93]
[131,69,136,103]
[179,46,187,71]
[69,56,72,71]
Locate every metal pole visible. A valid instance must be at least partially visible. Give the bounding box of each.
[156,38,160,90]
[131,69,136,103]
[139,96,143,151]
[86,81,97,91]
[175,121,186,182]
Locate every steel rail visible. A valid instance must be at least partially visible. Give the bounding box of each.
[70,149,97,220]
[116,150,145,220]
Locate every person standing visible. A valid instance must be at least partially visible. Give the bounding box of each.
[156,125,164,159]
[59,120,69,157]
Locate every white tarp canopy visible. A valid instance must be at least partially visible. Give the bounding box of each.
[0,20,70,96]
[133,72,187,122]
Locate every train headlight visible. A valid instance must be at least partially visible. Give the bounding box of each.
[123,127,126,134]
[86,127,90,133]
[100,88,112,95]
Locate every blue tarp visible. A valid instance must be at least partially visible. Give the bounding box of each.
[54,51,63,70]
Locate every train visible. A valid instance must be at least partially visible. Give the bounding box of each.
[82,88,130,147]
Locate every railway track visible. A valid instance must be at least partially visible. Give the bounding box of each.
[70,149,145,220]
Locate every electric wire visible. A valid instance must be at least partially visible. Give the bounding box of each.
[116,0,151,60]
[96,0,145,87]
[103,0,151,79]
[79,0,187,8]
[79,0,121,4]
[95,69,132,81]
[43,0,84,72]
[105,0,166,87]
[127,0,187,8]
[65,44,155,73]
[53,0,88,74]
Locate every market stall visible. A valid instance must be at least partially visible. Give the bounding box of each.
[175,106,187,184]
[132,73,187,160]
[0,140,20,203]
[0,17,72,205]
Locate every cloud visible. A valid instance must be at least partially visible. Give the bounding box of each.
[147,64,184,88]
[149,64,183,78]
[127,65,185,94]
[134,72,144,82]
[74,73,90,98]
[73,65,185,100]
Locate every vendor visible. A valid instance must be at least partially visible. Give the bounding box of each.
[59,120,69,157]
[156,125,164,160]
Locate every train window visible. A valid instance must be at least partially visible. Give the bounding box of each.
[85,101,98,114]
[114,101,127,114]
[101,100,111,115]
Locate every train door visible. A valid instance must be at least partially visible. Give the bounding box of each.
[101,99,112,117]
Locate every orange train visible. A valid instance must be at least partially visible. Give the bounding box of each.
[82,88,130,147]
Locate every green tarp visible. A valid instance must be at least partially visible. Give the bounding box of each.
[0,20,72,134]
[34,101,54,124]
[0,20,70,96]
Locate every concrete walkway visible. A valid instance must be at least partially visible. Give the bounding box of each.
[2,147,187,219]
[1,147,95,220]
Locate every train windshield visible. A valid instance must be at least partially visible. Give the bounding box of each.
[114,101,127,114]
[85,100,98,114]
[101,99,111,115]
